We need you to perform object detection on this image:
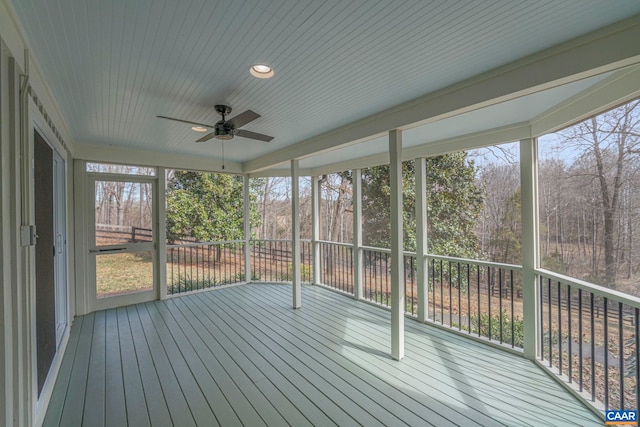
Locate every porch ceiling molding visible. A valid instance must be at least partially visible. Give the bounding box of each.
[73,143,243,174]
[0,0,75,154]
[243,14,640,174]
[531,65,640,136]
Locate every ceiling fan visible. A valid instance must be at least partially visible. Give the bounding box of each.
[157,104,273,143]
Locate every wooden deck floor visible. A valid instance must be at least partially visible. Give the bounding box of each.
[43,283,601,426]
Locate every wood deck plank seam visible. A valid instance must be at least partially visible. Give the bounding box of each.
[159,298,293,427]
[134,302,199,427]
[41,315,84,427]
[149,299,264,427]
[82,310,107,426]
[187,292,354,426]
[169,296,312,427]
[183,292,342,426]
[58,312,95,426]
[202,289,417,427]
[201,287,447,426]
[137,302,222,426]
[125,305,174,427]
[116,306,152,427]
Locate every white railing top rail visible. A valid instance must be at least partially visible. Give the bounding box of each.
[167,239,244,248]
[536,268,640,309]
[250,238,312,243]
[426,253,522,271]
[361,245,391,254]
[317,239,353,248]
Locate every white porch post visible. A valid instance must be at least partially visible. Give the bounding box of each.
[520,138,540,359]
[415,158,428,322]
[291,160,301,309]
[352,169,363,300]
[389,129,404,360]
[244,174,252,283]
[158,167,167,299]
[311,176,321,285]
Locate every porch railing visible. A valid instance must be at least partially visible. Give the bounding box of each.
[536,269,640,412]
[318,240,354,294]
[249,239,312,283]
[360,246,418,316]
[167,240,245,294]
[426,255,523,348]
[165,237,639,413]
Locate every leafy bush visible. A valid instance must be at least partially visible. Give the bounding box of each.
[467,311,524,347]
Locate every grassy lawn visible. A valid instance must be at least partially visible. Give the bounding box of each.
[96,251,154,298]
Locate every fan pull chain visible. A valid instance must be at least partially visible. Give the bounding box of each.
[222,140,225,170]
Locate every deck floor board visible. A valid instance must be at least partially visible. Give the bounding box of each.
[44,284,602,426]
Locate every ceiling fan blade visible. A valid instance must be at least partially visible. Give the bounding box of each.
[195,132,217,143]
[157,115,215,128]
[235,129,273,142]
[227,110,260,129]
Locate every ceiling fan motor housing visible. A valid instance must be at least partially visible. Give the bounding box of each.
[215,121,234,140]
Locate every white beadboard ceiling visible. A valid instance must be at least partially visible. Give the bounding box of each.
[10,0,640,172]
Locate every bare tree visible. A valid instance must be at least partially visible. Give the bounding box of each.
[559,100,640,286]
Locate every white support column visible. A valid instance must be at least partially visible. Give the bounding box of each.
[520,138,540,360]
[244,174,252,283]
[352,169,363,300]
[291,160,301,309]
[415,158,429,323]
[158,167,167,299]
[389,129,404,360]
[311,176,321,285]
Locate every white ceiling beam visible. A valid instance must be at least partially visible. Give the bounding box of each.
[531,65,640,136]
[244,14,640,173]
[303,122,531,176]
[74,142,242,174]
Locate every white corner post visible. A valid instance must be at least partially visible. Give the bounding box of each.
[244,174,252,283]
[415,158,428,323]
[291,160,301,309]
[311,176,321,285]
[158,167,167,299]
[352,169,363,300]
[520,138,540,360]
[389,129,404,360]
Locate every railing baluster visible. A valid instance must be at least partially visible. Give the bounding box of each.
[477,265,481,337]
[488,266,492,341]
[468,264,471,334]
[558,281,562,375]
[457,262,461,330]
[449,261,453,326]
[538,276,542,357]
[604,297,609,410]
[499,268,503,344]
[590,292,595,401]
[510,269,514,347]
[432,259,436,321]
[548,278,552,368]
[618,301,623,410]
[568,285,572,383]
[578,288,583,392]
[440,259,444,325]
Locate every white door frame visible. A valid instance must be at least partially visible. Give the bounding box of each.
[29,102,71,425]
[86,173,158,312]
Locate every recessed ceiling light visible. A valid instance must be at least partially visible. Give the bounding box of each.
[250,64,274,79]
[191,126,208,132]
